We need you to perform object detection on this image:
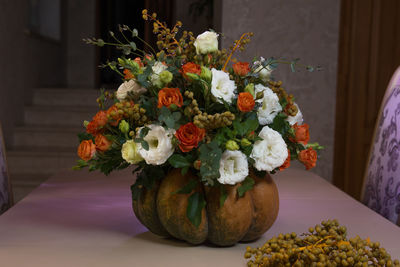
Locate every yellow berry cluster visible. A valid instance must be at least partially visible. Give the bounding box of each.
[115,101,148,126]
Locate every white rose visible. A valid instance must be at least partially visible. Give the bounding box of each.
[150,61,168,88]
[286,103,303,125]
[194,31,219,54]
[116,80,147,101]
[250,126,288,171]
[136,124,175,165]
[255,84,282,125]
[121,140,143,164]
[254,57,273,82]
[211,68,236,104]
[218,150,249,185]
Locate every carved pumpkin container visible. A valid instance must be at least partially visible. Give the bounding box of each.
[132,169,279,246]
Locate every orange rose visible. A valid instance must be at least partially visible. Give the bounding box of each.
[106,105,122,126]
[95,134,112,152]
[134,57,144,67]
[180,62,201,80]
[86,111,108,135]
[298,147,317,170]
[233,62,250,76]
[237,92,255,112]
[123,69,134,80]
[175,122,206,152]
[279,150,291,171]
[157,88,183,108]
[292,123,310,145]
[77,140,96,161]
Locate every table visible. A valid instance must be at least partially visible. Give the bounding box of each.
[1,167,400,266]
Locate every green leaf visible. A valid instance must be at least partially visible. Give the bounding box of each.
[237,177,255,197]
[141,140,149,151]
[129,42,137,51]
[168,154,191,168]
[139,127,150,138]
[219,186,228,208]
[199,141,222,185]
[78,132,94,143]
[187,192,206,228]
[175,179,198,194]
[269,112,290,137]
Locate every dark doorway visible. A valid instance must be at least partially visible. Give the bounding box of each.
[98,0,146,87]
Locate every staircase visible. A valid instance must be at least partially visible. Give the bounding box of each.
[7,89,100,202]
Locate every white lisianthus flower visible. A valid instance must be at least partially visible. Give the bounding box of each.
[136,124,175,165]
[286,103,303,125]
[116,79,147,100]
[121,140,143,164]
[211,68,236,104]
[250,126,288,172]
[150,61,168,88]
[218,150,249,185]
[254,57,273,82]
[194,31,219,54]
[255,84,282,125]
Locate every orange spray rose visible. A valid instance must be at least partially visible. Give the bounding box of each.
[180,62,201,80]
[134,57,144,67]
[106,105,122,126]
[298,147,317,170]
[279,150,291,171]
[292,123,310,145]
[237,92,255,112]
[157,88,183,108]
[95,134,112,152]
[175,122,206,152]
[123,69,134,80]
[233,62,250,76]
[77,140,96,161]
[86,111,108,135]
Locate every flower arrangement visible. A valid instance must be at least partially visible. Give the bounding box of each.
[75,10,322,229]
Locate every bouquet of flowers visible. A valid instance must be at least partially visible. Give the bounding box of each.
[74,10,322,245]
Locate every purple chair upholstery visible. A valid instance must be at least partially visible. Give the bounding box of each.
[0,123,12,214]
[362,67,400,225]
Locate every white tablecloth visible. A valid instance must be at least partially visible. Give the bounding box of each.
[0,167,399,266]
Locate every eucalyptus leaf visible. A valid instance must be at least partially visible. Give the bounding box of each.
[187,192,206,227]
[237,177,255,197]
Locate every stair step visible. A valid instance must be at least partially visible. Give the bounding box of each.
[33,88,101,107]
[7,147,78,175]
[24,105,98,127]
[13,126,83,148]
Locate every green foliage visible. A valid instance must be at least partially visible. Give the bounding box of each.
[174,179,198,194]
[187,191,206,228]
[77,132,94,143]
[199,141,222,186]
[134,127,150,151]
[158,106,182,129]
[131,165,165,201]
[269,112,291,138]
[219,185,228,208]
[72,159,89,170]
[237,176,255,197]
[233,113,259,137]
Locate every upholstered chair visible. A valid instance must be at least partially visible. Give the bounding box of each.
[362,66,400,225]
[0,122,12,214]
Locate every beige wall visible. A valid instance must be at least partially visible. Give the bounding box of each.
[221,0,340,181]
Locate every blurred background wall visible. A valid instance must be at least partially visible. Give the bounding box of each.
[220,0,340,181]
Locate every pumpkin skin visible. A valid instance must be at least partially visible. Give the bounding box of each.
[131,169,279,246]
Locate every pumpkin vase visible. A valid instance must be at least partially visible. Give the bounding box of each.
[132,169,279,246]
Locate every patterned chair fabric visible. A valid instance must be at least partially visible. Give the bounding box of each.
[0,124,12,214]
[362,67,400,225]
